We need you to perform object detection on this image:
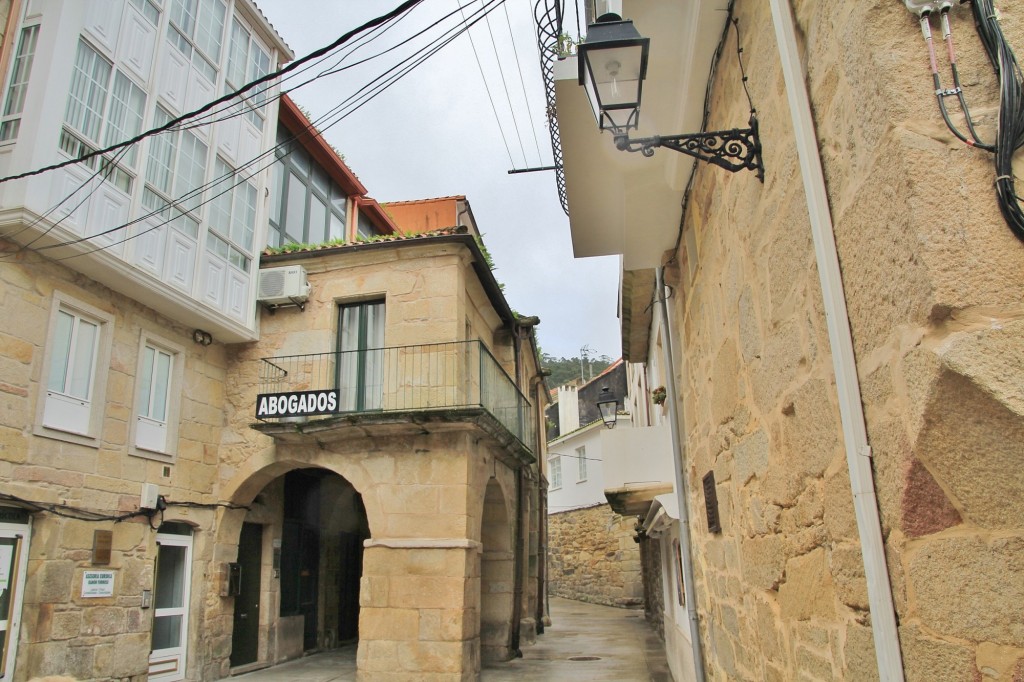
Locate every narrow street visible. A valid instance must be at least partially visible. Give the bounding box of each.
[233,597,671,681]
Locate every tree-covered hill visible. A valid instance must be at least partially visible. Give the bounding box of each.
[541,352,614,388]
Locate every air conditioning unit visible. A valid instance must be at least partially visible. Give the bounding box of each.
[258,265,311,306]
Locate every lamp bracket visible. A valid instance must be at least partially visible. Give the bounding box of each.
[614,115,764,181]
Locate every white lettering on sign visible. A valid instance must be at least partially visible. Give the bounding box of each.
[255,389,340,419]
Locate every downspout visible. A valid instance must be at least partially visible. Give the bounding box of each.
[768,1,905,679]
[530,376,549,634]
[509,465,525,658]
[656,267,706,682]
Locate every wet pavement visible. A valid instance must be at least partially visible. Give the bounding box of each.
[233,597,671,681]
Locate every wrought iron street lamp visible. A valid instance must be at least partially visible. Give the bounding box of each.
[596,386,618,429]
[578,12,764,178]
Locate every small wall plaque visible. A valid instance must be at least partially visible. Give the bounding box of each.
[82,570,115,598]
[92,530,113,565]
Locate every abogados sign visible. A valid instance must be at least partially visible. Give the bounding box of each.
[256,389,340,419]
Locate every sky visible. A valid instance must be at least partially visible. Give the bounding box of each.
[255,0,620,362]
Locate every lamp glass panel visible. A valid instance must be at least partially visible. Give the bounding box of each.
[589,43,644,108]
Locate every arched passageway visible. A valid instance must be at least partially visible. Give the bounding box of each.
[480,478,515,662]
[225,467,369,671]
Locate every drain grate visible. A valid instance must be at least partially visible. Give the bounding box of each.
[568,656,602,662]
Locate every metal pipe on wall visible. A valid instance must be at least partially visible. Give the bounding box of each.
[768,1,905,678]
[656,266,706,682]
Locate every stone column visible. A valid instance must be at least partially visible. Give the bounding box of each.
[357,538,481,681]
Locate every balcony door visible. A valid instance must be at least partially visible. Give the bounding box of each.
[337,301,384,412]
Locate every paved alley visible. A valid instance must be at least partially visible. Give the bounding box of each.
[233,597,671,681]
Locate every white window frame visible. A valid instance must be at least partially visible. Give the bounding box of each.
[575,445,587,482]
[225,16,271,129]
[208,155,255,269]
[142,105,208,238]
[0,23,41,143]
[60,39,147,194]
[548,455,562,490]
[34,292,114,447]
[130,331,185,460]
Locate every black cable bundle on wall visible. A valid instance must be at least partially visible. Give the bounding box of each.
[966,0,1024,242]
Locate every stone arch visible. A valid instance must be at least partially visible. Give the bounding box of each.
[220,452,380,540]
[480,477,515,662]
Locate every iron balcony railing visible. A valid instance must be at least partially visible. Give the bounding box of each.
[256,340,535,450]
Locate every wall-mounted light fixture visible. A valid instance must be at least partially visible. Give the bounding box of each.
[578,12,764,179]
[596,386,618,429]
[192,329,213,346]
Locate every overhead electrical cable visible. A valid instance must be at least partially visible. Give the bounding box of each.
[458,0,517,167]
[12,0,511,262]
[1,0,491,258]
[479,0,530,167]
[0,0,427,186]
[502,3,545,165]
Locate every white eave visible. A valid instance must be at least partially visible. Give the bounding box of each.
[553,0,730,271]
[643,492,680,537]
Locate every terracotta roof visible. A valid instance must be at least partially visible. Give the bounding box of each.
[260,225,468,257]
[384,195,467,206]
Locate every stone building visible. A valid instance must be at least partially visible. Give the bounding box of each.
[543,0,1024,680]
[0,1,548,679]
[544,362,645,609]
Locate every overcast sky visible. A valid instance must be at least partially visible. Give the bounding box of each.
[255,0,620,361]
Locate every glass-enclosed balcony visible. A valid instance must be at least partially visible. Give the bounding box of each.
[254,340,535,452]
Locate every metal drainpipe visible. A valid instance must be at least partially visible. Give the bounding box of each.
[768,1,905,679]
[656,267,706,682]
[510,465,525,657]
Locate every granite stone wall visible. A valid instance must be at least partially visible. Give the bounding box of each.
[668,0,1024,679]
[547,504,643,608]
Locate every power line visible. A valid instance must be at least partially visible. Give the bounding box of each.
[479,0,529,167]
[10,0,511,263]
[502,3,545,165]
[458,0,517,167]
[0,0,427,186]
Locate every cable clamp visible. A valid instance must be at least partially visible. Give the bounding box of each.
[936,87,961,96]
[994,175,1013,183]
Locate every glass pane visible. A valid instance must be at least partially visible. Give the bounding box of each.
[194,0,225,62]
[176,132,208,212]
[285,172,306,241]
[330,185,347,220]
[169,0,197,36]
[154,545,187,609]
[48,310,74,393]
[356,211,375,239]
[65,41,111,142]
[137,345,155,416]
[226,18,248,88]
[151,614,182,651]
[0,537,18,620]
[105,72,145,167]
[329,213,344,242]
[4,25,39,117]
[152,350,171,421]
[209,159,233,238]
[146,108,176,195]
[68,319,98,400]
[365,302,385,349]
[308,195,327,244]
[233,181,256,251]
[269,161,284,226]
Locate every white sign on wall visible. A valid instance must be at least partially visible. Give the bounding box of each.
[82,570,115,598]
